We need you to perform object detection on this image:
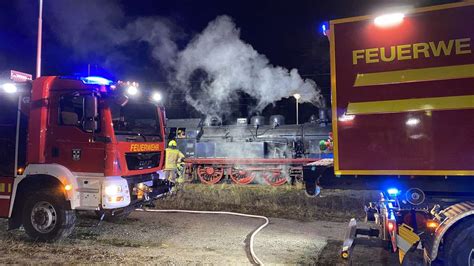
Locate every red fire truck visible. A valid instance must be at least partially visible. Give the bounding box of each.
[304,2,474,265]
[0,74,170,241]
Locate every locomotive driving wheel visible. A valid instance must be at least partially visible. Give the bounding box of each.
[197,165,224,185]
[230,168,255,185]
[263,170,287,186]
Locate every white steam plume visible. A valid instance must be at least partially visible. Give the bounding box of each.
[42,1,324,118]
[174,16,324,118]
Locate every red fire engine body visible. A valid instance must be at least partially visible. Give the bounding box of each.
[0,75,170,241]
[304,2,474,265]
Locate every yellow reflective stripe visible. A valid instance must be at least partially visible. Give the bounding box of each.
[0,183,4,193]
[397,224,420,263]
[398,224,420,245]
[399,250,406,264]
[347,95,474,115]
[354,64,474,87]
[8,183,11,193]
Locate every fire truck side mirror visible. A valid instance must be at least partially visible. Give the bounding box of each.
[84,95,98,119]
[84,95,98,132]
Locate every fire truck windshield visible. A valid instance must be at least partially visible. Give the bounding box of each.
[110,101,162,142]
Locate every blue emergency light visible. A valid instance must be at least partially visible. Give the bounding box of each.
[320,22,329,36]
[387,188,399,196]
[81,76,113,86]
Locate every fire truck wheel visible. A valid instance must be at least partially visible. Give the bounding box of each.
[22,190,76,242]
[443,218,474,266]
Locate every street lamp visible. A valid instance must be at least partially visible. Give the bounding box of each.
[293,93,301,125]
[151,92,162,102]
[36,0,43,78]
[2,83,18,94]
[126,85,138,96]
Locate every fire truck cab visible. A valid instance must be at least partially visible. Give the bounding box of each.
[0,75,170,241]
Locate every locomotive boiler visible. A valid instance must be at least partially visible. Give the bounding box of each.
[166,111,332,186]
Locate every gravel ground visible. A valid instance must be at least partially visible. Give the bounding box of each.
[0,184,404,265]
[0,210,399,265]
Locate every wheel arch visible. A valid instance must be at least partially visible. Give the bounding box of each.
[428,201,474,262]
[9,164,78,229]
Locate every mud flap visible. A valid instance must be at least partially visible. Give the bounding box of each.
[397,224,420,264]
[0,177,14,218]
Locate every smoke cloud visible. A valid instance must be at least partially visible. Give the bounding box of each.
[173,16,324,119]
[44,0,180,69]
[43,2,324,118]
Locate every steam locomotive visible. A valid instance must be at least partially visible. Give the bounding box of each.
[166,111,332,186]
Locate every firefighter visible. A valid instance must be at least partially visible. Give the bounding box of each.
[164,140,185,191]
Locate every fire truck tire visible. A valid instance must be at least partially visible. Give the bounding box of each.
[443,218,474,266]
[22,190,76,242]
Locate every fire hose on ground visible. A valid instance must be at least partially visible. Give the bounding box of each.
[135,208,269,265]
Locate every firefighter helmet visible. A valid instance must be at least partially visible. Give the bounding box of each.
[168,140,177,148]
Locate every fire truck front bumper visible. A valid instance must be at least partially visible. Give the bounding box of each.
[101,179,172,217]
[101,175,172,210]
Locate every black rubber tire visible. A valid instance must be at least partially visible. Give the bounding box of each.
[22,190,76,242]
[443,218,474,266]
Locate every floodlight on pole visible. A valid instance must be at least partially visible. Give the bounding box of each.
[127,85,138,96]
[293,93,301,125]
[36,0,43,78]
[2,83,18,94]
[151,92,162,102]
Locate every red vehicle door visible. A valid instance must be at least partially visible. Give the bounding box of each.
[45,93,106,174]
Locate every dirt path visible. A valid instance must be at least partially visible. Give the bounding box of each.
[0,210,398,265]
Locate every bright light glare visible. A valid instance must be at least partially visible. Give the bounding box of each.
[293,93,301,100]
[81,76,113,85]
[406,118,420,126]
[152,92,162,102]
[387,188,399,196]
[108,196,124,203]
[127,86,138,96]
[387,221,395,231]
[104,185,122,196]
[2,83,18,93]
[339,113,355,122]
[426,220,439,229]
[374,13,405,28]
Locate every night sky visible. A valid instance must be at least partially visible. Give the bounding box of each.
[0,0,458,123]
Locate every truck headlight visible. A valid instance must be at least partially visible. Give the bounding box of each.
[104,184,122,196]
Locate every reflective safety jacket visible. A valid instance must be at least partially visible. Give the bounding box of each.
[164,148,185,170]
